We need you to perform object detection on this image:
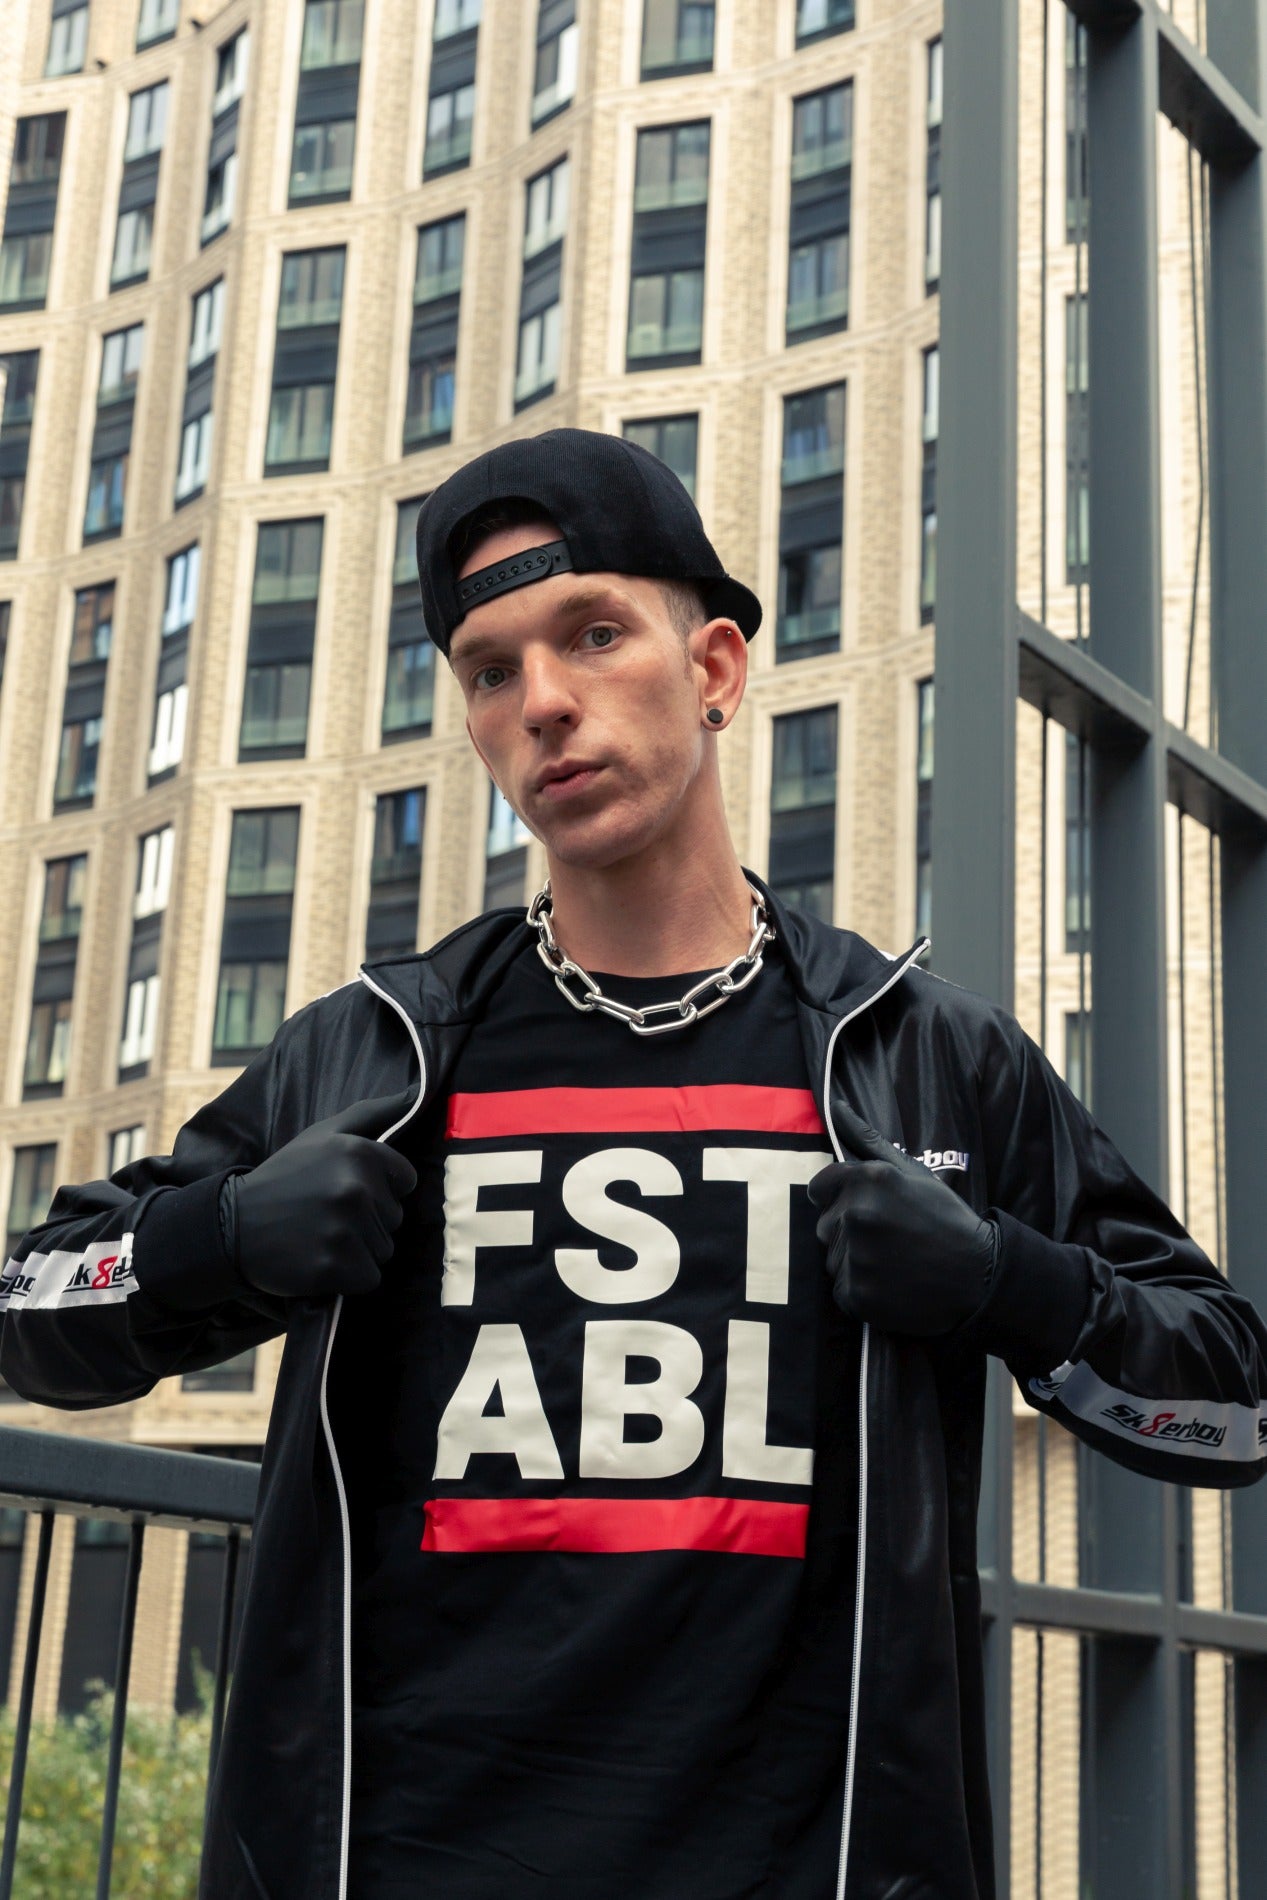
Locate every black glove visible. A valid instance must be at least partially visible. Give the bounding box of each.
[807,1101,998,1337]
[226,1089,419,1301]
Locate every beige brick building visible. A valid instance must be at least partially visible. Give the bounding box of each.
[0,0,1230,1890]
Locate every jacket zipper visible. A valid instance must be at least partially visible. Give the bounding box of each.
[827,939,929,1900]
[340,940,925,1900]
[325,971,431,1900]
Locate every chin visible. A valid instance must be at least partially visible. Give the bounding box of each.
[541,815,658,874]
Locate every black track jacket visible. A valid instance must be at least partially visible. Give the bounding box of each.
[4,870,1267,1900]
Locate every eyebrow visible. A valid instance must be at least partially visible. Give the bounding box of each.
[449,584,631,670]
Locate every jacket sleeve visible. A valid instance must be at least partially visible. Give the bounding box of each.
[955,995,1267,1488]
[0,1025,296,1411]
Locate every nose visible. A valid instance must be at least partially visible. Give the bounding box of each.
[520,645,579,731]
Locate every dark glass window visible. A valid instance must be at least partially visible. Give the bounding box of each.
[916,678,934,938]
[6,1143,58,1258]
[213,808,300,1061]
[768,706,838,922]
[366,786,426,958]
[622,414,698,501]
[920,343,938,624]
[1066,291,1089,584]
[924,38,942,294]
[795,0,854,47]
[641,0,713,77]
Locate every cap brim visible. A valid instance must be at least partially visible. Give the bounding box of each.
[704,576,763,640]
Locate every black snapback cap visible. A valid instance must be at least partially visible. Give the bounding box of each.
[413,427,762,657]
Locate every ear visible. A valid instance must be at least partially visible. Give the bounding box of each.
[692,618,747,723]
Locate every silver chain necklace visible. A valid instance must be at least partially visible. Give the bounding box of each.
[526,878,775,1036]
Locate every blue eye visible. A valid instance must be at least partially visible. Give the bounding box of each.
[583,625,618,648]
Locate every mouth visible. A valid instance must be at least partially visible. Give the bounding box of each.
[536,765,605,801]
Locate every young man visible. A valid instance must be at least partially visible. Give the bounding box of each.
[3,427,1266,1900]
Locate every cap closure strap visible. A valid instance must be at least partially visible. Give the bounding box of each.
[455,539,574,610]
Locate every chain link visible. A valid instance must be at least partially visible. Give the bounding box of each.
[526,879,774,1035]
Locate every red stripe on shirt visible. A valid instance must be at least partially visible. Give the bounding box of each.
[420,1495,810,1558]
[445,1085,825,1140]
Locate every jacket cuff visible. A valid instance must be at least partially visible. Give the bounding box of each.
[964,1207,1093,1372]
[130,1169,257,1315]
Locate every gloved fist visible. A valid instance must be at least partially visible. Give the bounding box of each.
[229,1088,419,1301]
[807,1101,998,1337]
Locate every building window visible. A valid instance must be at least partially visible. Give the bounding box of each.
[119,973,160,1070]
[267,249,344,476]
[213,808,299,1062]
[925,37,942,293]
[189,279,224,367]
[532,2,578,126]
[0,234,53,309]
[300,0,364,67]
[135,823,175,918]
[777,383,845,663]
[920,343,938,624]
[1066,291,1089,584]
[241,520,323,759]
[182,1353,256,1393]
[0,602,9,689]
[424,84,475,176]
[213,28,250,113]
[1065,730,1091,953]
[383,496,434,742]
[404,216,462,449]
[622,414,698,502]
[149,549,197,783]
[628,124,707,368]
[149,685,188,778]
[1065,1009,1092,1109]
[136,0,179,48]
[108,1125,145,1174]
[110,206,154,288]
[433,0,481,33]
[124,81,169,161]
[516,158,568,409]
[25,855,86,1098]
[55,581,112,813]
[175,410,213,502]
[202,151,237,244]
[6,1145,58,1259]
[916,678,933,938]
[84,454,128,540]
[795,0,854,46]
[366,786,426,958]
[0,353,39,561]
[265,387,333,472]
[204,30,248,244]
[164,544,200,635]
[483,781,531,912]
[787,81,851,342]
[290,120,356,204]
[1066,14,1088,244]
[99,324,144,407]
[46,4,89,75]
[0,116,66,311]
[768,706,838,923]
[641,0,713,78]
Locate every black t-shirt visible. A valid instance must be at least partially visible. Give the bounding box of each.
[341,934,864,1900]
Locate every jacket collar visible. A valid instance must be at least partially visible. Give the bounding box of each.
[359,865,927,1031]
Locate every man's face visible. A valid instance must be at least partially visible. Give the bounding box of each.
[450,519,739,872]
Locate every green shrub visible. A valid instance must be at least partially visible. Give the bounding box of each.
[0,1655,220,1899]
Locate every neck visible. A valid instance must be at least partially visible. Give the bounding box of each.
[541,834,756,978]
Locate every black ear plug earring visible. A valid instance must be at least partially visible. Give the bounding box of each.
[706,708,724,725]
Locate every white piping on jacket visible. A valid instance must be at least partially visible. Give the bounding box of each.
[829,939,930,1900]
[321,969,430,1900]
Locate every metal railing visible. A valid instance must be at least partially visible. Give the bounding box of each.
[0,1427,257,1900]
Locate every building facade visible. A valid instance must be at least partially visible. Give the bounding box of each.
[0,0,1240,1891]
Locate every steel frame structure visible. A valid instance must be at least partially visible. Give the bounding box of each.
[933,1,1267,1892]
